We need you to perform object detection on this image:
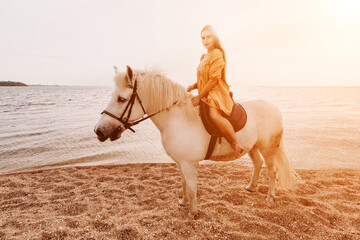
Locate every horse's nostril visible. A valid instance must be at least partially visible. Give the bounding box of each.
[95,128,105,137]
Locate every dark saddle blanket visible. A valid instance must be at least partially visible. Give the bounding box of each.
[199,99,247,137]
[199,94,247,159]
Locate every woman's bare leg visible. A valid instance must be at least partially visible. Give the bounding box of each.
[208,106,243,157]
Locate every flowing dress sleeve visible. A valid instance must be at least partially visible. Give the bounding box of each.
[209,49,225,82]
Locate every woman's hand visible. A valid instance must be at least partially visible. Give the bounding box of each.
[191,95,201,106]
[187,83,197,92]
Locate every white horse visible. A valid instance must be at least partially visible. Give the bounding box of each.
[94,65,299,219]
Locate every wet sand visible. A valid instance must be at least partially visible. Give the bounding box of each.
[1,163,359,239]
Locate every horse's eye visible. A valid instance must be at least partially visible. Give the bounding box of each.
[117,96,126,102]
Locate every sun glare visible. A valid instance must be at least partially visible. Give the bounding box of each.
[330,0,360,24]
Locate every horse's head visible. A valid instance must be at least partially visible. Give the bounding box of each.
[94,65,146,142]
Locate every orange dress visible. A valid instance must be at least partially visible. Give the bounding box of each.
[196,48,234,116]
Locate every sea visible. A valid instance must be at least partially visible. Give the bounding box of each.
[1,85,359,174]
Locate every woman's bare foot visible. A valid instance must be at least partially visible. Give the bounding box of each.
[230,142,243,158]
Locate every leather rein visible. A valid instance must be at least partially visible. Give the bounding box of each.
[101,79,178,133]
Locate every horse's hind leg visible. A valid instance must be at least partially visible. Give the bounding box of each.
[179,161,199,219]
[246,147,263,192]
[176,162,189,206]
[260,130,283,202]
[259,148,277,203]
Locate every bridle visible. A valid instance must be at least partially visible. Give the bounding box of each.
[101,77,178,133]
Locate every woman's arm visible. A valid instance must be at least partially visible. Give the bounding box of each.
[191,80,216,106]
[197,79,216,98]
[192,50,225,106]
[186,82,197,92]
[199,49,225,98]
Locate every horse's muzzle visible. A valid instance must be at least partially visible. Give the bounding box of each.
[109,128,122,141]
[94,125,124,142]
[94,128,108,142]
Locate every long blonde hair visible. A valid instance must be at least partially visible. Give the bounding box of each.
[201,25,227,83]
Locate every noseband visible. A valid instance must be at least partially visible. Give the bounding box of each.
[101,78,178,133]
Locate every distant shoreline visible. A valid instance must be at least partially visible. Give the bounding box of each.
[0,81,27,86]
[46,85,360,87]
[1,82,359,88]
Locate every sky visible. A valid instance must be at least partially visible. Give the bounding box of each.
[0,0,359,86]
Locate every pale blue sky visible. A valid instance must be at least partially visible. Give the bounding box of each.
[0,0,359,86]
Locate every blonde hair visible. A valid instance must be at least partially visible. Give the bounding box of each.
[113,67,199,121]
[137,68,198,121]
[201,25,227,82]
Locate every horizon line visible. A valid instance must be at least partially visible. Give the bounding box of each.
[23,84,360,87]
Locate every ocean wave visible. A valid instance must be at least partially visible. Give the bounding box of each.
[0,129,55,141]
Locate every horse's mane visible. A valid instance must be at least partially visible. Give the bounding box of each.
[115,67,199,121]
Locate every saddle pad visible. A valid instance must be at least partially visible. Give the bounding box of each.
[199,100,247,137]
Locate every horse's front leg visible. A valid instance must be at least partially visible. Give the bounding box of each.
[176,162,189,206]
[180,161,199,219]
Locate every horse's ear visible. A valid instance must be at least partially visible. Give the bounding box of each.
[125,65,133,87]
[114,66,118,73]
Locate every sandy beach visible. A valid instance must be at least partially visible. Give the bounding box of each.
[2,0,360,238]
[1,162,359,239]
[1,86,359,239]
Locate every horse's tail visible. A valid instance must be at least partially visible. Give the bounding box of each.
[275,138,303,190]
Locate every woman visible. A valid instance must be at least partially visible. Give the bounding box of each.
[187,25,243,158]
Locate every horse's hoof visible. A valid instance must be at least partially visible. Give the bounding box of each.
[188,211,197,219]
[245,185,256,192]
[266,196,274,203]
[178,199,189,206]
